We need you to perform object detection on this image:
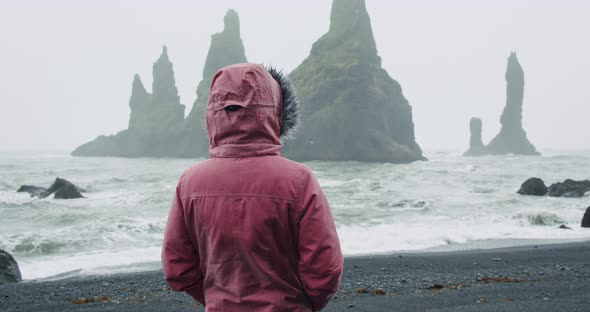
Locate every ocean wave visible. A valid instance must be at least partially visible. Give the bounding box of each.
[514,212,565,226]
[109,177,129,183]
[471,187,496,194]
[3,152,590,279]
[377,199,430,211]
[7,234,70,255]
[0,181,15,191]
[0,199,44,210]
[2,217,166,257]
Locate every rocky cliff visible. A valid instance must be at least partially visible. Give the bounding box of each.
[463,117,487,156]
[486,52,540,155]
[283,0,424,163]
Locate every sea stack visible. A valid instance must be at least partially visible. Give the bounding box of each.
[283,0,424,163]
[184,9,248,157]
[486,52,540,155]
[127,74,152,131]
[72,10,249,158]
[463,117,487,156]
[72,46,185,157]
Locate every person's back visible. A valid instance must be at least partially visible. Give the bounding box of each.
[162,63,343,311]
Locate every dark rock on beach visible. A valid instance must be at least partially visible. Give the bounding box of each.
[282,0,424,163]
[486,52,540,156]
[463,117,487,156]
[547,179,590,198]
[0,249,21,284]
[517,177,548,196]
[582,207,590,228]
[16,185,47,197]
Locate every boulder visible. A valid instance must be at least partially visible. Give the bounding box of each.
[42,178,84,199]
[0,249,21,284]
[16,185,47,197]
[486,52,540,155]
[283,0,424,163]
[547,179,590,198]
[517,177,548,196]
[582,207,590,228]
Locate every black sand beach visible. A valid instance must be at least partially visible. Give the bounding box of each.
[2,242,590,312]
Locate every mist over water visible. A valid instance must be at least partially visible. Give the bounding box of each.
[1,150,589,280]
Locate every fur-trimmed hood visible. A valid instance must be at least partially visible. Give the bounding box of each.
[206,63,299,158]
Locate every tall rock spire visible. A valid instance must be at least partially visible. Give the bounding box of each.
[72,47,185,157]
[486,52,540,155]
[501,52,525,132]
[463,117,487,156]
[184,9,248,156]
[320,0,379,65]
[128,74,151,130]
[152,45,180,105]
[201,9,245,82]
[284,0,424,163]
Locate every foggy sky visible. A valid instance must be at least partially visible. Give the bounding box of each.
[1,0,589,153]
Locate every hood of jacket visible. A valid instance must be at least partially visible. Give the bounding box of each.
[206,63,299,158]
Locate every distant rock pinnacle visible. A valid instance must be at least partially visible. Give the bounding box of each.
[463,117,487,156]
[152,45,180,105]
[486,52,540,155]
[184,9,248,156]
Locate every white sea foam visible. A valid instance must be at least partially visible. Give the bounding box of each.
[1,150,590,280]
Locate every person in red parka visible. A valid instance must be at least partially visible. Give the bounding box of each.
[162,63,343,311]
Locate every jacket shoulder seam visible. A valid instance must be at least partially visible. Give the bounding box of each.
[181,193,296,202]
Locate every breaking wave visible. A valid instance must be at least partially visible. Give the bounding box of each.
[1,151,590,279]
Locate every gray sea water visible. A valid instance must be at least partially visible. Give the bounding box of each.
[1,149,589,280]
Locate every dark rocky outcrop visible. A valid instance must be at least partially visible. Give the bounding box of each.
[44,178,84,199]
[582,207,590,228]
[463,117,487,156]
[517,177,548,196]
[17,178,84,199]
[486,52,540,156]
[72,46,186,157]
[17,185,47,197]
[282,0,424,163]
[0,249,21,284]
[547,179,590,198]
[72,10,246,158]
[182,9,248,157]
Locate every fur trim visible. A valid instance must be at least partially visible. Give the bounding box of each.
[266,66,300,139]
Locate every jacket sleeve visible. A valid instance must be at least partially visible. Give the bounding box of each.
[161,178,205,305]
[297,170,344,311]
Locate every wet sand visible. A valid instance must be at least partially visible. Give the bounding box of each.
[2,241,590,311]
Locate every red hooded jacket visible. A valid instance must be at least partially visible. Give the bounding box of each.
[162,63,343,311]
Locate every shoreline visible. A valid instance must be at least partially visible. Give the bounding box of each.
[17,237,590,283]
[2,241,590,311]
